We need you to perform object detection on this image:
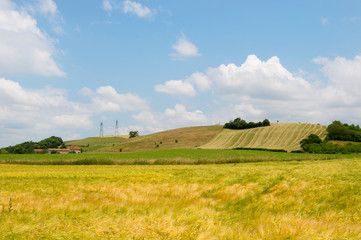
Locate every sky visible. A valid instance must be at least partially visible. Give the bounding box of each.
[1,0,361,147]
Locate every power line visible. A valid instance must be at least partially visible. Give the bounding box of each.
[99,122,104,137]
[115,120,119,136]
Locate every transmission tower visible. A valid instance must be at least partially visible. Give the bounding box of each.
[99,122,104,138]
[115,120,119,136]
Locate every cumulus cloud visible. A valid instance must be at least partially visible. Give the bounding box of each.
[314,55,361,94]
[154,80,196,97]
[170,34,201,59]
[0,0,65,76]
[207,55,314,101]
[0,78,91,146]
[133,104,207,131]
[0,79,154,146]
[154,72,210,97]
[80,86,149,112]
[123,0,153,18]
[156,54,361,125]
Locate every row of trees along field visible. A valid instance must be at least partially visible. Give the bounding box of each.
[300,121,361,154]
[224,118,270,130]
[0,136,64,154]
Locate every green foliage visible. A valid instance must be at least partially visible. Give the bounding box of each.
[38,136,63,149]
[301,132,361,154]
[327,121,361,142]
[0,149,9,154]
[119,148,122,152]
[129,131,139,138]
[300,134,322,148]
[13,146,25,154]
[2,136,63,154]
[224,118,270,130]
[60,143,67,149]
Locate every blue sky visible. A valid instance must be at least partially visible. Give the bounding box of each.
[1,0,361,147]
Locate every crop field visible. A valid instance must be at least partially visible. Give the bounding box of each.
[0,149,358,165]
[201,123,327,152]
[1,159,361,239]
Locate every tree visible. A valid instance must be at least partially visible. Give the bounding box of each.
[224,118,271,130]
[0,149,9,154]
[38,136,63,149]
[60,143,67,149]
[129,131,139,138]
[300,134,322,148]
[13,145,25,154]
[262,119,270,126]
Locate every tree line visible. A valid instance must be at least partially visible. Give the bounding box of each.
[300,121,361,154]
[224,118,270,130]
[0,136,64,154]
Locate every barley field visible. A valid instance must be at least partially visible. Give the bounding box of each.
[201,123,327,152]
[1,159,361,239]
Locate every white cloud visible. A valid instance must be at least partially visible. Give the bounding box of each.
[344,17,360,22]
[0,79,155,147]
[133,104,207,131]
[83,86,149,112]
[123,0,153,18]
[0,78,92,146]
[0,0,65,76]
[154,80,196,97]
[52,114,92,128]
[321,17,328,24]
[27,0,64,34]
[170,34,201,59]
[187,72,211,92]
[314,55,361,95]
[154,72,210,97]
[155,54,361,126]
[38,0,57,16]
[103,0,113,12]
[206,55,313,101]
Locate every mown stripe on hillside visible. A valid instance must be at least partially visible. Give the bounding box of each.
[200,123,327,152]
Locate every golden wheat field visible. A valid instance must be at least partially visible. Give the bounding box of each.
[1,158,361,239]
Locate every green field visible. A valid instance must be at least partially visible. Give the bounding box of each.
[201,123,327,152]
[1,159,361,239]
[0,149,358,165]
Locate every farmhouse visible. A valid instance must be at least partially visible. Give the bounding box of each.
[69,146,81,153]
[34,149,45,154]
[46,146,81,154]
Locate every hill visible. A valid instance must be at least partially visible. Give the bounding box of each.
[200,123,327,152]
[66,123,327,153]
[66,136,129,152]
[69,125,224,153]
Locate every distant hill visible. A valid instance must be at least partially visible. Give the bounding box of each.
[67,125,223,153]
[65,136,129,152]
[66,123,327,153]
[201,123,327,152]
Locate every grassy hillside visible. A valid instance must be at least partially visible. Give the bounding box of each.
[85,125,223,153]
[65,136,128,152]
[201,123,327,152]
